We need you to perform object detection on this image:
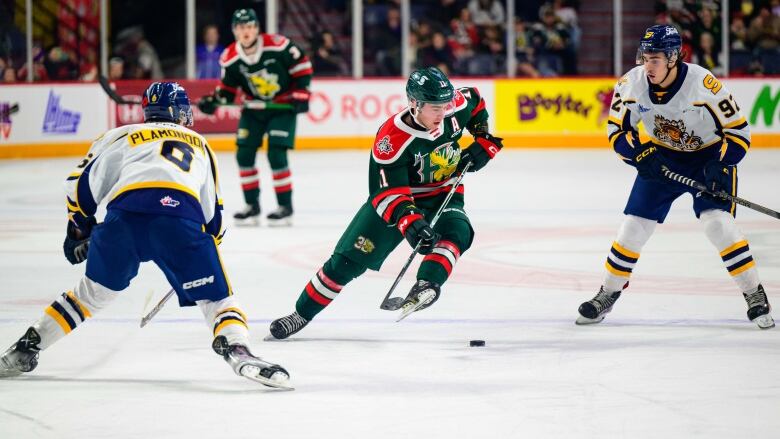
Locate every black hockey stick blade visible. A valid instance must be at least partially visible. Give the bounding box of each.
[662,166,780,219]
[99,75,141,105]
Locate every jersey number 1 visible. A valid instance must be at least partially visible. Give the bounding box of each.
[161,140,194,172]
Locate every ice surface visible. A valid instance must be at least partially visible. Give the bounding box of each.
[1,149,778,439]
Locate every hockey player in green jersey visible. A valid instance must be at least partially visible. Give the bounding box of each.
[198,8,313,226]
[268,67,503,339]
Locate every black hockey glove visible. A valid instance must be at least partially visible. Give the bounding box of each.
[197,94,219,115]
[63,216,96,265]
[634,143,667,183]
[458,134,503,172]
[273,89,311,113]
[701,160,733,208]
[397,211,440,255]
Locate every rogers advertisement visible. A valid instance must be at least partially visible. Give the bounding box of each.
[110,78,495,137]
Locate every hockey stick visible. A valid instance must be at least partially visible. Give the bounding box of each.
[99,75,293,111]
[661,165,780,219]
[379,162,472,311]
[140,288,175,328]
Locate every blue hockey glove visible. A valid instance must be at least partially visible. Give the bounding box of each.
[701,160,733,208]
[634,143,667,182]
[458,134,503,172]
[63,216,96,265]
[397,210,439,255]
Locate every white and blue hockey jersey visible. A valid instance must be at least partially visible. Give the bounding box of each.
[64,122,223,238]
[608,63,750,166]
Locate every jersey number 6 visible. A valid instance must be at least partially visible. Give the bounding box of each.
[161,140,195,172]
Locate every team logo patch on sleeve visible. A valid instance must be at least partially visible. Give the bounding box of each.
[375,135,394,156]
[160,196,180,208]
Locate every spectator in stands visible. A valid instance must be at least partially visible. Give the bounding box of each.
[108,57,125,80]
[449,7,480,53]
[731,14,750,51]
[530,4,571,76]
[693,31,723,75]
[114,26,164,79]
[429,0,465,30]
[474,24,506,74]
[692,6,721,54]
[747,6,780,51]
[197,25,223,79]
[553,0,580,49]
[312,31,348,76]
[417,31,456,74]
[44,46,79,81]
[17,43,49,82]
[2,66,16,83]
[468,0,505,27]
[514,18,540,77]
[80,49,98,82]
[366,7,402,76]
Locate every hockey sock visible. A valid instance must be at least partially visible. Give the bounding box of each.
[295,254,366,320]
[700,209,761,292]
[236,146,260,206]
[198,296,250,346]
[34,277,118,350]
[417,240,462,286]
[268,145,292,208]
[602,215,656,292]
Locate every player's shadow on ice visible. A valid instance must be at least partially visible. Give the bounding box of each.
[6,376,285,394]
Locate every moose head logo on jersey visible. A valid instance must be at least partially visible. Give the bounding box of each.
[245,69,281,98]
[415,142,460,183]
[653,114,703,151]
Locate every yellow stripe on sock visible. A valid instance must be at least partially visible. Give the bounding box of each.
[605,261,631,278]
[719,240,748,258]
[217,307,247,322]
[730,260,756,276]
[214,318,248,336]
[612,241,639,259]
[66,291,92,318]
[45,306,72,334]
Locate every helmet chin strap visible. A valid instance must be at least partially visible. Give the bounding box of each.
[409,101,428,130]
[656,52,679,86]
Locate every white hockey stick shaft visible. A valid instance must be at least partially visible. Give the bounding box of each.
[140,288,175,328]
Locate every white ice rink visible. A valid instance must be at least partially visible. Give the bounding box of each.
[1,149,778,439]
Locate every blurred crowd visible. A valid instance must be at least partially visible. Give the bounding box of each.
[1,0,779,84]
[654,0,780,75]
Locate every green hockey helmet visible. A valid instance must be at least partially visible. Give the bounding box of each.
[232,8,258,27]
[406,67,455,106]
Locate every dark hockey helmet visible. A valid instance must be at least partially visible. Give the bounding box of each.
[636,24,682,65]
[232,8,258,28]
[142,82,193,127]
[405,66,455,106]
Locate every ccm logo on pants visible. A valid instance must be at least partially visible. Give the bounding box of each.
[183,276,215,290]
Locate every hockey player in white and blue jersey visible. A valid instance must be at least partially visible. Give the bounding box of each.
[577,25,774,329]
[0,82,292,388]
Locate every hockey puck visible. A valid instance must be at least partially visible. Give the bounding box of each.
[469,340,485,347]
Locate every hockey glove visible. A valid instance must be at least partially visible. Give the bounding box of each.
[634,143,667,183]
[397,210,440,255]
[273,89,311,113]
[701,160,733,208]
[63,216,96,265]
[458,134,503,172]
[197,95,219,115]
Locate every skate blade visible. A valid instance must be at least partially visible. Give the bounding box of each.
[380,297,405,311]
[266,217,293,227]
[753,314,775,330]
[234,217,260,227]
[240,365,295,390]
[0,369,24,378]
[575,315,605,325]
[396,290,436,322]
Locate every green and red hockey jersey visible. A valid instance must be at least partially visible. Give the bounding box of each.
[215,34,313,105]
[369,86,490,226]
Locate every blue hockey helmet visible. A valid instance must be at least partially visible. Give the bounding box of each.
[142,82,193,126]
[636,24,682,65]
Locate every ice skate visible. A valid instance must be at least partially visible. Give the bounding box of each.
[397,280,440,322]
[744,285,774,329]
[576,287,622,325]
[266,206,293,227]
[212,335,292,390]
[0,327,41,378]
[268,311,309,340]
[234,203,261,226]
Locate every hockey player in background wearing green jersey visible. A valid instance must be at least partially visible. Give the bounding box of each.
[268,67,503,339]
[198,8,312,226]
